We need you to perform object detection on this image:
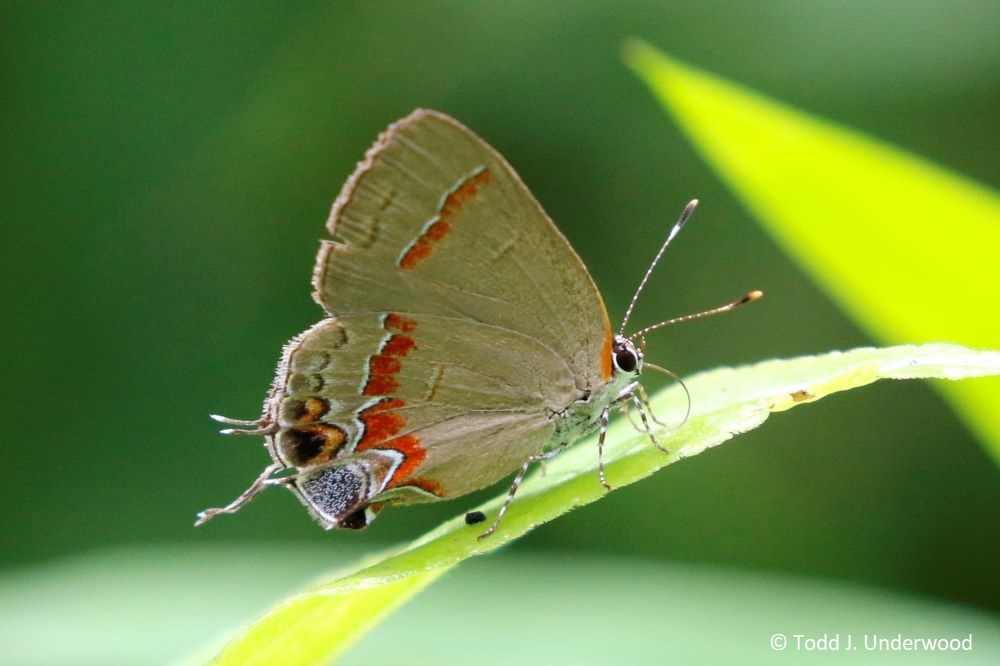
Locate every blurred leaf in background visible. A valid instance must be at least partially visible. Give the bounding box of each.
[4,546,999,665]
[625,39,1000,460]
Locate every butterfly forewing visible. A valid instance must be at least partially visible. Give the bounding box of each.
[314,109,613,387]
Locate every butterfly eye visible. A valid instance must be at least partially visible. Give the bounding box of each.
[612,337,639,373]
[615,347,637,373]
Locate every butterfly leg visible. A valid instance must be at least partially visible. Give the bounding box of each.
[209,414,263,426]
[620,401,645,434]
[633,383,670,428]
[209,413,278,436]
[195,462,284,526]
[630,392,668,454]
[479,447,565,540]
[597,405,613,491]
[598,381,645,489]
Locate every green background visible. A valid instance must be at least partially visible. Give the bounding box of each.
[3,1,998,662]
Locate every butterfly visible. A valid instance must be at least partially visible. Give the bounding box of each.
[197,109,759,537]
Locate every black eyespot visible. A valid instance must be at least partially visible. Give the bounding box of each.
[615,346,637,373]
[339,508,369,530]
[465,511,486,525]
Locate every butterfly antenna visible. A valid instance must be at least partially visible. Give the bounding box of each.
[628,290,763,340]
[618,199,699,336]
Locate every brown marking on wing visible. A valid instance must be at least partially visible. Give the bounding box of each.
[790,389,814,402]
[424,364,445,402]
[399,169,493,270]
[282,423,347,466]
[490,231,521,262]
[313,350,334,371]
[305,397,330,420]
[357,398,406,449]
[281,396,331,424]
[600,324,614,382]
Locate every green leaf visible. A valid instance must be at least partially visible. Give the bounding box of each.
[623,39,1000,460]
[203,343,1000,665]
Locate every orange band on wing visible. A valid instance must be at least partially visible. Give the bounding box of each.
[362,356,401,396]
[383,434,427,487]
[355,313,431,489]
[600,324,613,381]
[362,316,419,396]
[357,398,406,449]
[382,334,416,357]
[356,399,429,489]
[385,313,418,333]
[399,168,493,270]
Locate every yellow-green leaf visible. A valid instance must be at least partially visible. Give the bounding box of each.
[203,343,1000,664]
[624,39,1000,459]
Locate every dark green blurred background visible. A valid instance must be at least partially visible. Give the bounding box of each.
[3,0,998,620]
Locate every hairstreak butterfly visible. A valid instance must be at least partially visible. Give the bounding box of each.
[197,109,760,538]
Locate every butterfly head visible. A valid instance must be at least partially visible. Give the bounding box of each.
[611,334,642,377]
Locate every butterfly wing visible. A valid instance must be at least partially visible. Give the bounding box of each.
[314,109,613,388]
[266,110,614,528]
